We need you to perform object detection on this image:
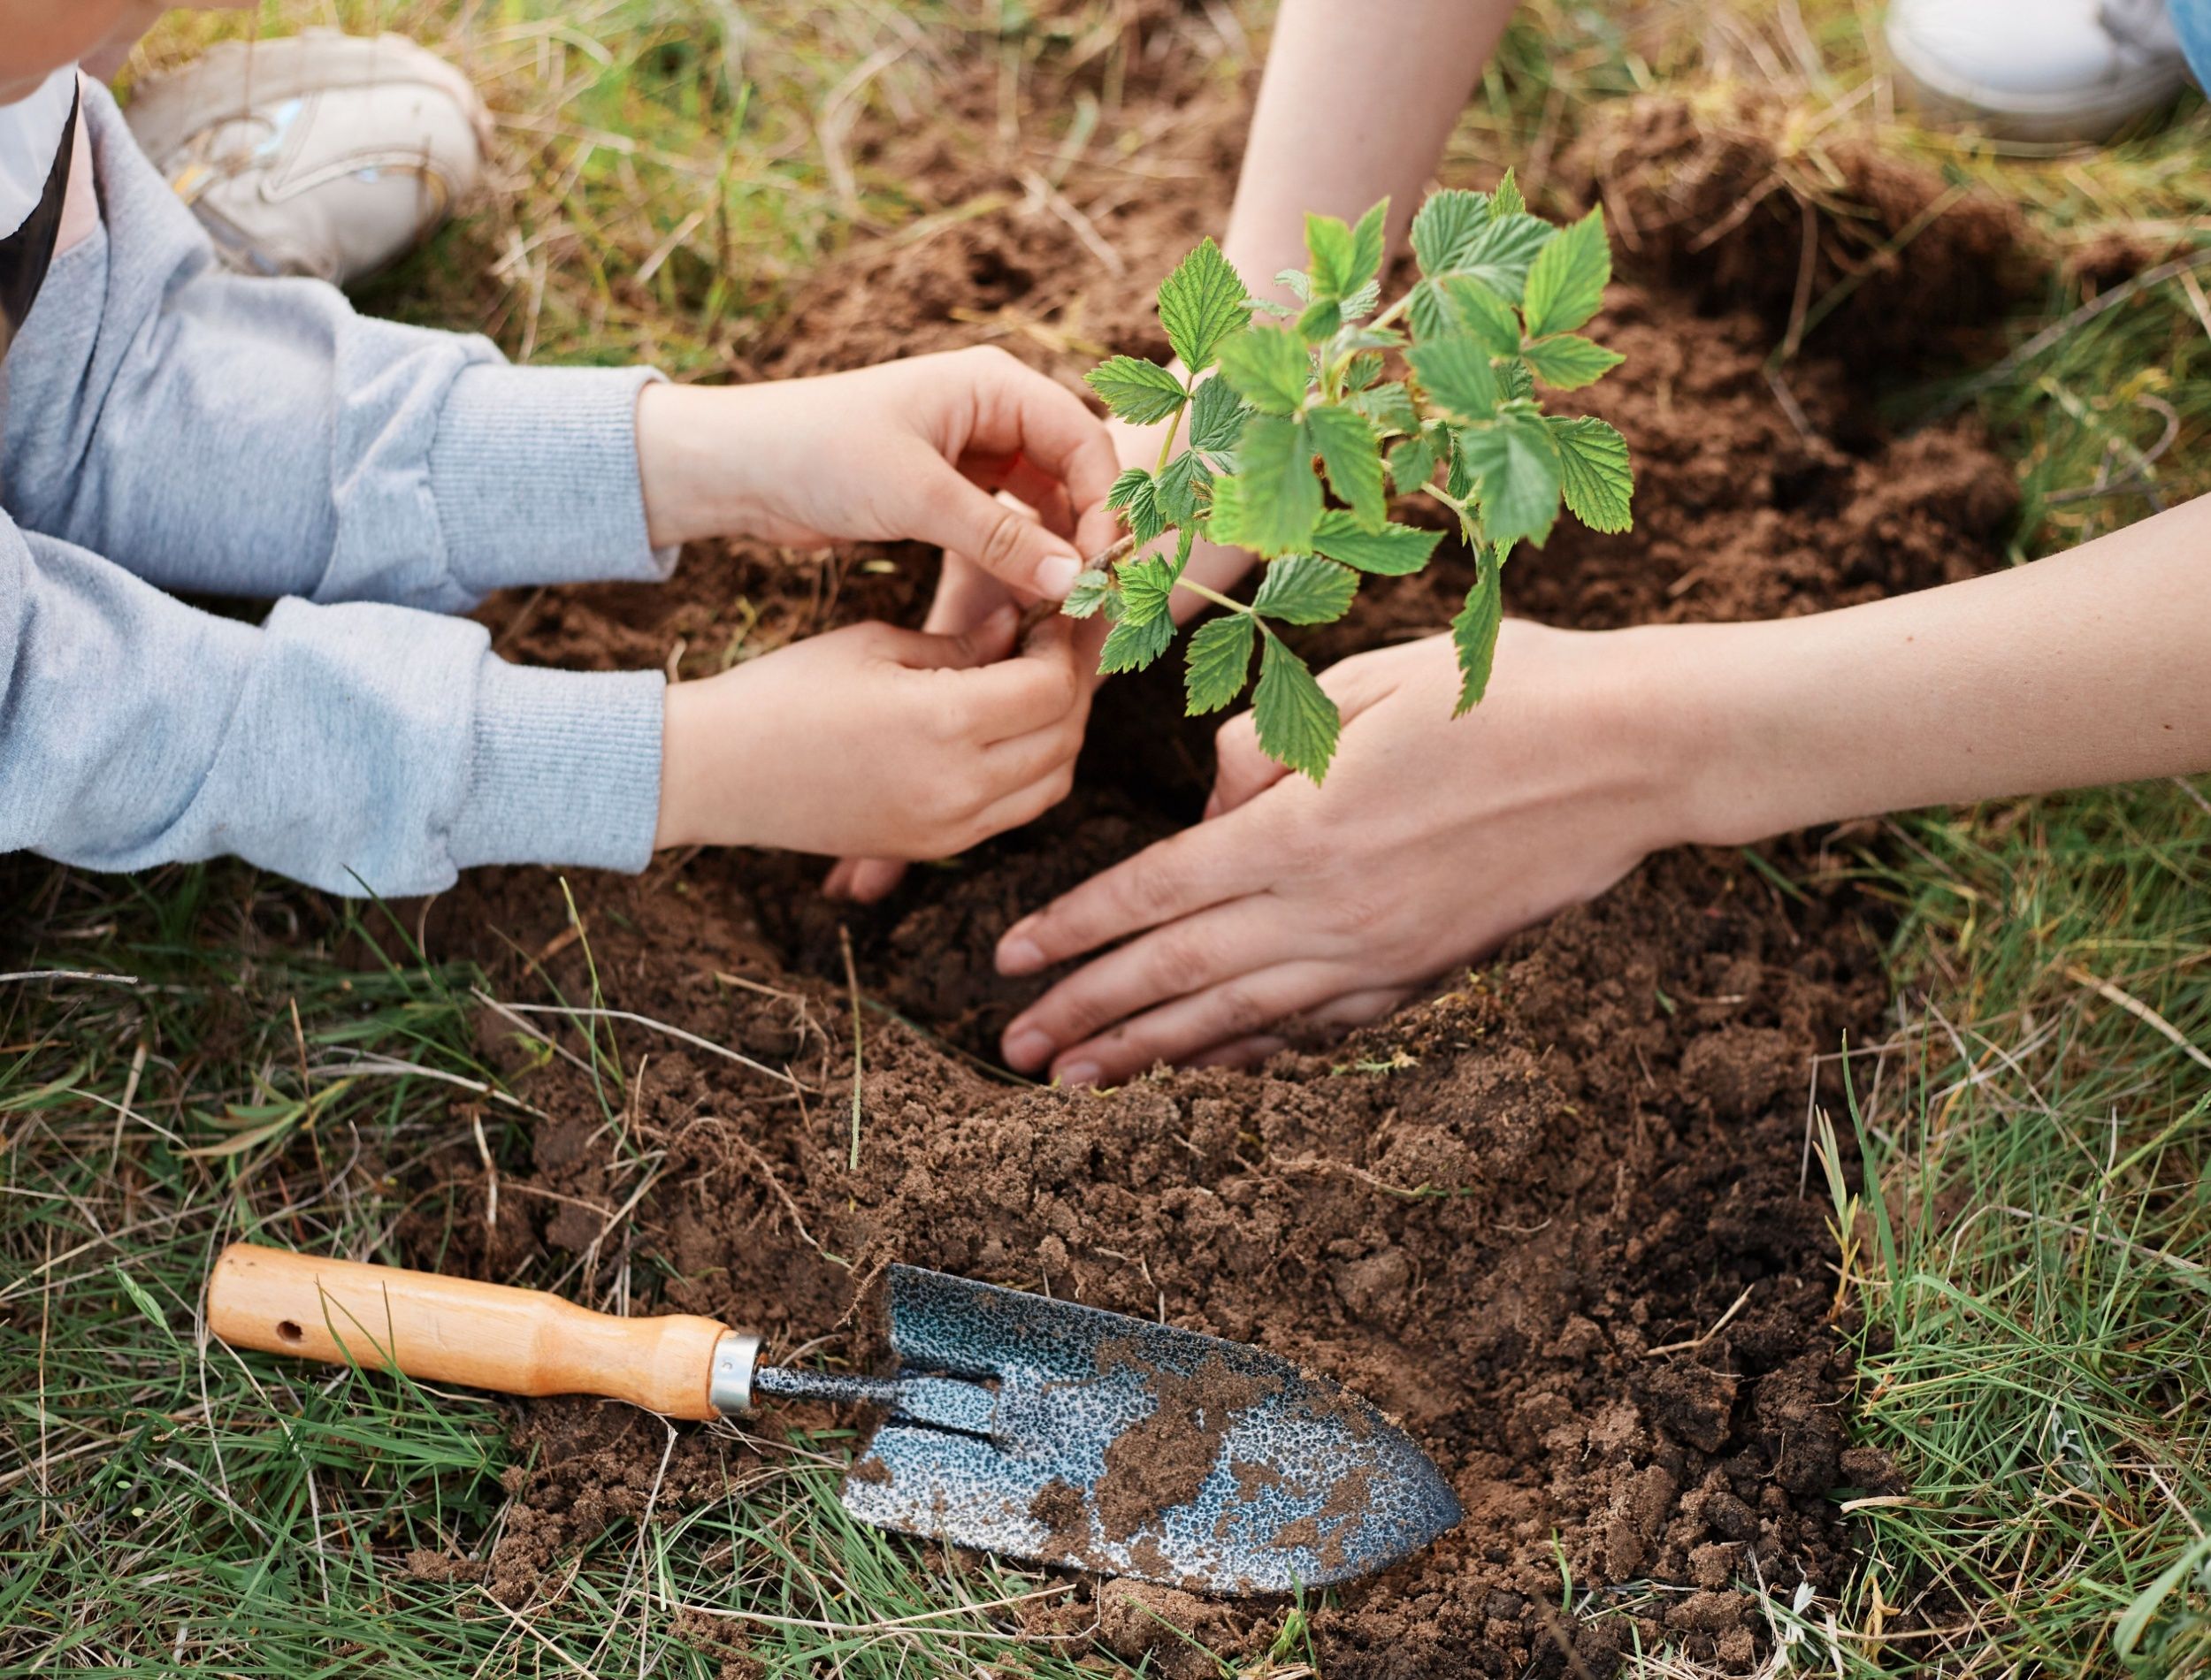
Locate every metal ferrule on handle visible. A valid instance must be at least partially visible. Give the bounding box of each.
[206,1241,761,1421]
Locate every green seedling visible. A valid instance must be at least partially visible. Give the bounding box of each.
[1070,176,1636,779]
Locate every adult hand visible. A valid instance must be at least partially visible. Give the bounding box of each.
[992,620,1703,1084]
[634,347,1120,599]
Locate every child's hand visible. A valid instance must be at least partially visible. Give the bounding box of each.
[653,607,1088,859]
[636,348,1120,602]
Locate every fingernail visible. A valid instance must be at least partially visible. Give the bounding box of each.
[1057,1060,1102,1088]
[1004,1027,1053,1069]
[997,930,1045,974]
[1035,551,1081,599]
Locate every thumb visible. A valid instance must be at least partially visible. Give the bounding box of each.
[915,466,1086,600]
[885,601,1020,670]
[1205,709,1291,819]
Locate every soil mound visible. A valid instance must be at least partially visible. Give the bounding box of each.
[1564,88,2041,375]
[412,42,2024,1680]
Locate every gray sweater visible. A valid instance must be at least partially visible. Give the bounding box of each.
[1,82,670,897]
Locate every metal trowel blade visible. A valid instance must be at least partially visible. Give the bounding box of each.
[832,1265,1460,1594]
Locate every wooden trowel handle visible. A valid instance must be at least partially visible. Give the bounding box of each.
[207,1242,736,1421]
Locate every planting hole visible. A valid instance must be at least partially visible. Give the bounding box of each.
[276,1319,303,1344]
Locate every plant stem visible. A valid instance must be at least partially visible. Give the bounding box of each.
[1152,391,1190,477]
[1172,577,1249,615]
[1366,289,1412,336]
[1082,530,1139,571]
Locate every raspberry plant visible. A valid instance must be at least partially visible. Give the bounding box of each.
[1070,176,1635,779]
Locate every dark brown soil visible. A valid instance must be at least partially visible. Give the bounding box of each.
[401,34,2026,1680]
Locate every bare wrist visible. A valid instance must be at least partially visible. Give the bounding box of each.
[1638,621,1801,851]
[637,383,770,549]
[654,680,723,850]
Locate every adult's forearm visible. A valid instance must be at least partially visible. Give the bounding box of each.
[1223,0,1514,304]
[1669,495,2211,844]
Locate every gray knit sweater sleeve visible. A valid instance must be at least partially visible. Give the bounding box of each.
[0,82,669,895]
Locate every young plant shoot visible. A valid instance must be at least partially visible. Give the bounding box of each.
[1072,176,1636,779]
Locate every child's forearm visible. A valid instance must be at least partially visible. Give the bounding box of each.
[1666,493,2211,844]
[0,518,661,896]
[11,84,669,615]
[1223,0,1514,304]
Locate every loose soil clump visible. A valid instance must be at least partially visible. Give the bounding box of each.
[411,50,2018,1679]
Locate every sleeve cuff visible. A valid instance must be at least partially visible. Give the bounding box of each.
[429,363,678,600]
[448,655,666,874]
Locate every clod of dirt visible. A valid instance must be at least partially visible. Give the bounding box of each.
[1093,1343,1281,1542]
[1095,1580,1247,1680]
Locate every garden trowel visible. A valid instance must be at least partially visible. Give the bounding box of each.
[209,1244,1459,1592]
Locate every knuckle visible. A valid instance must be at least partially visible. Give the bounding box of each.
[1330,888,1391,939]
[1114,857,1174,918]
[1213,983,1269,1039]
[1275,822,1331,880]
[1145,927,1214,990]
[975,508,1031,576]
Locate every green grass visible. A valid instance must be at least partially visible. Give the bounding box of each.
[6,1,2211,1675]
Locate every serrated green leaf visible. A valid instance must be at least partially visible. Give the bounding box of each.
[1547,415,1634,532]
[1411,274,1522,356]
[1275,267,1313,304]
[1098,609,1176,675]
[1207,414,1321,556]
[1521,333,1626,390]
[1157,238,1251,372]
[1502,359,1534,401]
[1252,631,1340,781]
[1156,447,1209,524]
[1448,213,1556,303]
[1349,378,1417,433]
[1340,279,1383,323]
[1458,409,1563,553]
[1348,198,1389,295]
[1061,568,1113,618]
[1252,554,1358,625]
[1445,426,1473,502]
[1107,466,1167,545]
[1388,431,1440,495]
[1410,187,1488,277]
[1214,326,1310,416]
[1450,555,1503,714]
[1116,548,1184,624]
[1187,375,1250,458]
[1409,333,1503,422]
[1184,613,1256,714]
[1311,512,1445,576]
[1342,353,1384,394]
[1306,212,1358,300]
[1488,168,1525,220]
[1521,207,1610,339]
[1295,298,1343,342]
[1307,405,1386,531]
[1087,355,1186,424]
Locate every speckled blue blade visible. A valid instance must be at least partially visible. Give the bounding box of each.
[817,1265,1460,1594]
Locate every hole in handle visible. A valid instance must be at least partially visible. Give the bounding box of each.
[277,1319,304,1344]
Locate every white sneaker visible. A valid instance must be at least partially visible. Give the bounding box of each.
[1886,0,2193,139]
[124,29,490,284]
